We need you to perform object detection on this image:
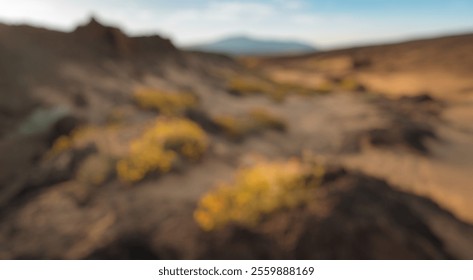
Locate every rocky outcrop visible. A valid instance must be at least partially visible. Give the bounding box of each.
[199,169,471,259]
[73,17,176,57]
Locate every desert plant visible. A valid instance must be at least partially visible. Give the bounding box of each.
[116,117,209,183]
[133,88,197,115]
[249,108,287,132]
[212,115,251,140]
[49,135,73,156]
[116,141,177,183]
[194,159,324,231]
[276,82,313,96]
[228,77,271,94]
[227,76,286,102]
[47,123,131,160]
[213,108,287,140]
[338,77,364,92]
[314,81,334,93]
[47,126,97,157]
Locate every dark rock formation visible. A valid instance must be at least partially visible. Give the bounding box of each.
[199,170,465,259]
[73,17,176,57]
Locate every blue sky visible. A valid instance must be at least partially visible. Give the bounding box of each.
[0,0,472,49]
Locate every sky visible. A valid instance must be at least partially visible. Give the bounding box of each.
[0,0,473,49]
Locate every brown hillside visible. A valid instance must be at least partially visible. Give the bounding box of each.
[1,20,473,259]
[245,33,473,96]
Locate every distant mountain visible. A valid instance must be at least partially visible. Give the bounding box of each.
[189,35,316,56]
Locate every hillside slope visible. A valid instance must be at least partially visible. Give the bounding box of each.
[1,20,473,259]
[246,33,473,96]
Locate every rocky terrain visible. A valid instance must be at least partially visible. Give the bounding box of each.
[1,18,473,259]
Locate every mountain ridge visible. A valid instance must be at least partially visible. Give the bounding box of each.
[188,35,316,56]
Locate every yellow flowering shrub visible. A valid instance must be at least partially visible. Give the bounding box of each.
[47,126,97,157]
[116,118,209,183]
[49,135,72,155]
[213,108,287,140]
[314,81,334,93]
[155,119,209,160]
[133,88,197,115]
[194,159,324,231]
[228,76,339,101]
[212,115,251,140]
[228,77,271,94]
[228,77,286,102]
[275,82,313,97]
[338,77,363,92]
[116,142,176,183]
[248,108,287,132]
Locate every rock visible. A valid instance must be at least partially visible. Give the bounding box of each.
[73,17,176,57]
[47,115,82,145]
[199,172,459,259]
[365,122,437,155]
